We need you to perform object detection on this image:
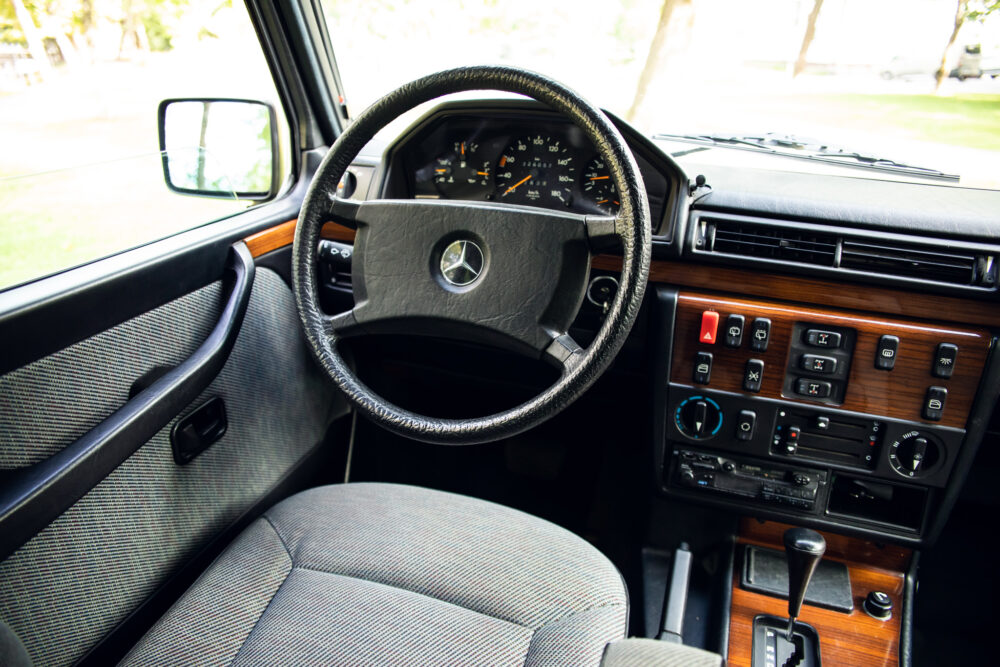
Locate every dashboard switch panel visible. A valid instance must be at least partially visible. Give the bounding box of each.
[784,322,856,406]
[671,294,989,428]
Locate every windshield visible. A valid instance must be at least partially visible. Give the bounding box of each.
[321,0,1000,190]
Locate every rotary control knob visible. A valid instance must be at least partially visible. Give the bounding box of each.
[888,431,941,479]
[675,395,723,440]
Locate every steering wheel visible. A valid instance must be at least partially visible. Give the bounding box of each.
[293,66,651,445]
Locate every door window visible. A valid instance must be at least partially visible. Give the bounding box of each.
[0,1,290,291]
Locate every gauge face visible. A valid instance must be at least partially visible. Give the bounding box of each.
[432,140,492,199]
[494,135,575,206]
[581,157,620,214]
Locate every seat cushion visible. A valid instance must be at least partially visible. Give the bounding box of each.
[121,483,628,666]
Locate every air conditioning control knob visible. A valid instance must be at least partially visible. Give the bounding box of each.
[675,395,724,440]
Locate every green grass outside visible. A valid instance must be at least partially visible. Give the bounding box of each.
[811,94,1000,152]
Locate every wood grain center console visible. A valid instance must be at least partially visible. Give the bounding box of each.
[728,519,910,667]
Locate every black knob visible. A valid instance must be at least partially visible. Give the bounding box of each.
[864,591,893,620]
[676,396,723,440]
[783,527,826,624]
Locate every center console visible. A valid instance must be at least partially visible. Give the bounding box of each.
[654,290,994,545]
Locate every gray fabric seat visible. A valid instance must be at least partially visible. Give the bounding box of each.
[122,483,628,666]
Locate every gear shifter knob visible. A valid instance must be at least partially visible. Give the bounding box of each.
[783,527,826,640]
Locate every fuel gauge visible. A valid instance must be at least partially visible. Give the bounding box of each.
[433,140,492,200]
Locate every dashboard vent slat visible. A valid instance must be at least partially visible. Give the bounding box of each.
[841,240,978,285]
[698,215,998,289]
[709,219,837,266]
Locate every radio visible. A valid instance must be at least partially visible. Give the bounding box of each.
[673,449,827,511]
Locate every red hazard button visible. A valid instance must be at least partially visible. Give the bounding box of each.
[700,311,719,344]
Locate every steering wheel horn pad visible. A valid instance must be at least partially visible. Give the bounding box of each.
[293,66,651,444]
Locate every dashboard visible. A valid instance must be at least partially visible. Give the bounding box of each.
[380,107,676,233]
[333,98,1000,551]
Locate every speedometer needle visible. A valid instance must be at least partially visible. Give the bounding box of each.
[589,176,609,180]
[504,175,531,194]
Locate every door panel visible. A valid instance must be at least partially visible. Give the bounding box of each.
[0,267,344,665]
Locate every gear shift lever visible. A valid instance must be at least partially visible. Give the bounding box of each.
[783,527,826,641]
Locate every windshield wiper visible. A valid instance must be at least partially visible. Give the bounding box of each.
[653,132,960,181]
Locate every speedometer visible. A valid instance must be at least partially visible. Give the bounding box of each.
[494,135,575,207]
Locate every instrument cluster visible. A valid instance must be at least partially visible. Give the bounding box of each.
[400,115,644,217]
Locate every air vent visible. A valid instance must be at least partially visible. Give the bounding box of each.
[840,240,988,286]
[708,219,837,266]
[695,214,999,290]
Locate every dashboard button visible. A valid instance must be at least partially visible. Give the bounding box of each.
[796,378,832,398]
[736,410,757,441]
[693,352,713,385]
[800,354,837,374]
[875,335,899,370]
[744,359,764,392]
[724,314,745,347]
[933,343,958,378]
[700,311,719,344]
[923,386,947,421]
[805,329,841,348]
[749,318,771,352]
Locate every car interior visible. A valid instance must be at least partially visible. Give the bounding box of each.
[2,2,999,666]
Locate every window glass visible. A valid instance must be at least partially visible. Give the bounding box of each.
[321,0,1000,191]
[0,1,289,291]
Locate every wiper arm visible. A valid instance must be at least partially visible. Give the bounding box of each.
[653,132,959,181]
[654,133,782,153]
[811,150,954,177]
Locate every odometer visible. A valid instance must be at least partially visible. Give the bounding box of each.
[494,135,575,207]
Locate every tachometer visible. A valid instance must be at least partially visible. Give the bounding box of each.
[495,135,575,206]
[581,156,620,214]
[432,140,492,199]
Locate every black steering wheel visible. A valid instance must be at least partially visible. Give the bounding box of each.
[293,66,651,445]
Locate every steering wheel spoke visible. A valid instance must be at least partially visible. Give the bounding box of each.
[325,195,361,229]
[323,307,363,338]
[585,214,624,253]
[543,333,585,374]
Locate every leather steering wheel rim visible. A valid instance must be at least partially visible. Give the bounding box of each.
[293,66,651,445]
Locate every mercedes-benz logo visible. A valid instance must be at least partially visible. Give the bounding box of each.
[440,240,485,286]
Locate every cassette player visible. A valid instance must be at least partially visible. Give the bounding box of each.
[673,449,827,512]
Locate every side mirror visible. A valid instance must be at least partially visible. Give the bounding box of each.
[157,98,280,200]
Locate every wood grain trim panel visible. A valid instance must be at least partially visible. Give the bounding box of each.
[729,519,908,667]
[671,292,990,428]
[245,219,297,258]
[592,255,1000,329]
[244,220,357,258]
